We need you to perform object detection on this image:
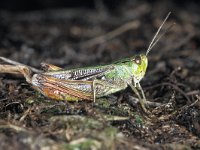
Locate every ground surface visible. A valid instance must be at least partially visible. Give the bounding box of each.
[0,1,200,150]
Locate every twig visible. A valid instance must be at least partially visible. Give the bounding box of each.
[186,90,200,96]
[145,82,191,103]
[128,96,162,107]
[79,20,140,48]
[103,115,129,121]
[163,32,195,52]
[0,123,28,132]
[177,97,200,116]
[19,107,32,123]
[0,65,25,75]
[0,57,42,73]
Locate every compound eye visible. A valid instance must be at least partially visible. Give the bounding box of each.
[134,55,141,65]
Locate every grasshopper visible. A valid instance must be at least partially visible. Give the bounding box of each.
[0,13,172,113]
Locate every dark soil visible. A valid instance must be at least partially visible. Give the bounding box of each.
[0,1,200,150]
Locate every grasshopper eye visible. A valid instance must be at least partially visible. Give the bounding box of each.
[134,55,141,65]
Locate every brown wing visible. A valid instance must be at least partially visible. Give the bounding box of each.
[40,62,63,71]
[32,74,94,101]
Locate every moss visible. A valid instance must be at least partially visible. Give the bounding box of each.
[63,139,101,150]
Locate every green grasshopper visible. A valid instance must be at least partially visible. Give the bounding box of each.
[0,13,172,113]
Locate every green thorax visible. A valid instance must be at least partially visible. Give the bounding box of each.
[104,54,148,83]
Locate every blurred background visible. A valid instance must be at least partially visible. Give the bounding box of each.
[0,0,199,11]
[0,0,199,66]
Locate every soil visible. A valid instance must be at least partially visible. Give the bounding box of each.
[0,1,200,150]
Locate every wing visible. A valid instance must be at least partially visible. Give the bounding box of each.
[43,65,115,81]
[32,74,94,101]
[40,62,63,71]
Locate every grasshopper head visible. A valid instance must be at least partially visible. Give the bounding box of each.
[131,54,148,82]
[131,13,172,84]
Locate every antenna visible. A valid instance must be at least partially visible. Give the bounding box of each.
[146,12,173,56]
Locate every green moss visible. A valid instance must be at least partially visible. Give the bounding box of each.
[63,139,101,150]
